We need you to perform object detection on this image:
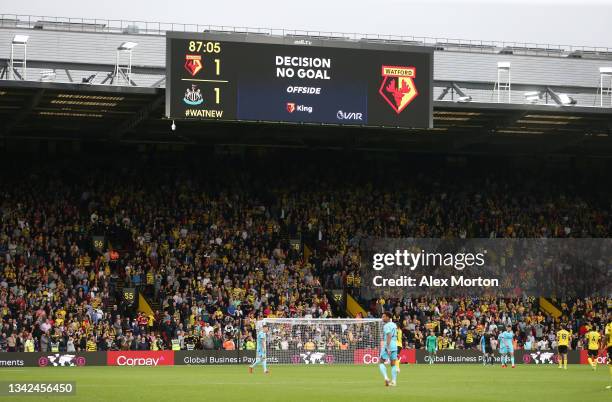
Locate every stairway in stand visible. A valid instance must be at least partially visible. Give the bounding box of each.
[148,297,161,313]
[103,276,125,315]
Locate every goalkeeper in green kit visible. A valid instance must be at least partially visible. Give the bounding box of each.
[426,331,438,365]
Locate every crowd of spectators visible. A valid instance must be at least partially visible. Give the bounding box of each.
[0,152,610,353]
[374,296,610,351]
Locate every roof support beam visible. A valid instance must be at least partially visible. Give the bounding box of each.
[150,76,166,88]
[437,82,471,102]
[451,109,528,150]
[108,94,164,141]
[437,86,451,101]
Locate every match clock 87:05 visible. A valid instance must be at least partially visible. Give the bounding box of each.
[187,40,221,53]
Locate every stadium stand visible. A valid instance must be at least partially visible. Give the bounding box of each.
[0,151,609,352]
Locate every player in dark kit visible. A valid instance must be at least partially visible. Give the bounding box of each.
[480,332,493,366]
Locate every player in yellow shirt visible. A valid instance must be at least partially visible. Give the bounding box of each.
[586,326,601,370]
[556,325,570,370]
[395,322,402,373]
[605,319,611,390]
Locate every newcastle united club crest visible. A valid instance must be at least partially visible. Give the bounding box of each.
[183,84,203,106]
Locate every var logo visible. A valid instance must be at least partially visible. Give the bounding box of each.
[336,110,363,121]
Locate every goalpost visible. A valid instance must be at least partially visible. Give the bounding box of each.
[257,318,383,365]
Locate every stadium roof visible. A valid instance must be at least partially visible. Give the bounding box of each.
[1,14,612,103]
[1,80,610,156]
[0,15,611,156]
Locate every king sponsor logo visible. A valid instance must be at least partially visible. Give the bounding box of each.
[285,102,313,114]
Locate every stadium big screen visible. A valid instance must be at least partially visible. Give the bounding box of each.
[165,31,433,128]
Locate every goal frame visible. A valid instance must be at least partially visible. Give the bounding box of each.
[257,317,384,365]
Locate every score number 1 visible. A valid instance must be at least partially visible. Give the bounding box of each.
[213,58,220,104]
[213,59,221,104]
[187,41,222,104]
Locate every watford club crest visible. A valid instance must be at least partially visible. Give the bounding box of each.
[378,66,418,114]
[184,54,203,76]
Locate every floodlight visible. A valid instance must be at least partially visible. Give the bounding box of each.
[12,35,29,44]
[497,62,511,70]
[524,91,541,104]
[118,41,138,50]
[599,67,612,75]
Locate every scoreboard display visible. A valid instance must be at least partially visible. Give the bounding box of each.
[166,32,433,129]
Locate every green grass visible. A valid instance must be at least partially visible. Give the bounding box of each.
[0,364,610,402]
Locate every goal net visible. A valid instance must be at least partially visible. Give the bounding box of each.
[257,318,383,365]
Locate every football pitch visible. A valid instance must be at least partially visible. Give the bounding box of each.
[0,364,610,402]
